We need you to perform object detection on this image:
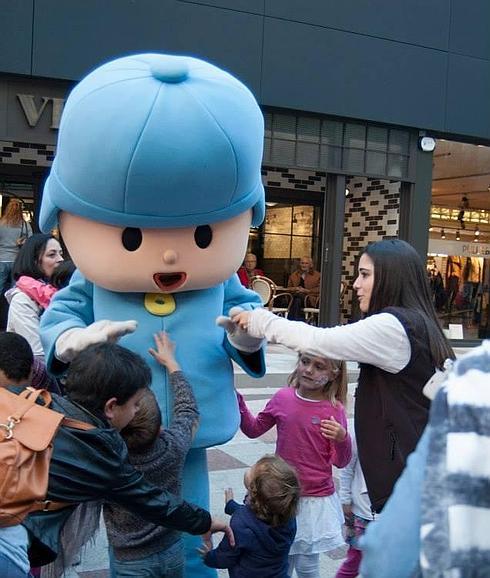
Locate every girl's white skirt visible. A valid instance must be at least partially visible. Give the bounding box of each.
[289,494,347,559]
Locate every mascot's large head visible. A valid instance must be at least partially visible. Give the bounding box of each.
[40,53,265,293]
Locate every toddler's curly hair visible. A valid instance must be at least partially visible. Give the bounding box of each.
[247,454,300,527]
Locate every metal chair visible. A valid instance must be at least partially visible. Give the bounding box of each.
[303,294,320,325]
[302,282,346,325]
[250,276,292,317]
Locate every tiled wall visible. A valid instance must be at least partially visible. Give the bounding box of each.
[262,168,401,321]
[262,166,326,193]
[341,176,400,321]
[0,140,55,166]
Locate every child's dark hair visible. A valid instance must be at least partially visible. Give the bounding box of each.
[0,332,33,383]
[120,389,161,452]
[247,455,300,527]
[63,343,151,416]
[287,354,348,406]
[50,260,76,289]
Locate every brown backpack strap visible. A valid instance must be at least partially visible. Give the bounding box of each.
[62,417,96,431]
[10,387,52,422]
[29,499,72,513]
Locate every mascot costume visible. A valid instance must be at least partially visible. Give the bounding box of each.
[39,53,266,577]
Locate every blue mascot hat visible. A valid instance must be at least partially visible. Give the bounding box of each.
[40,53,265,231]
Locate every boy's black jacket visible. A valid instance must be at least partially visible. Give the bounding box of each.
[11,388,211,566]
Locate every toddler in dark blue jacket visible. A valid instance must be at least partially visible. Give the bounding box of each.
[202,454,300,578]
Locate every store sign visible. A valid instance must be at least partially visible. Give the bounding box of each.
[429,238,490,257]
[16,94,65,130]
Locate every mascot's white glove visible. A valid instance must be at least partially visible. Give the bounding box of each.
[55,319,138,363]
[216,306,265,353]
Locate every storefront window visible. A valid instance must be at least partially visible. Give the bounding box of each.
[429,140,490,340]
[248,201,321,287]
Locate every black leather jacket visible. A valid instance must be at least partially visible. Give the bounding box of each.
[21,392,211,566]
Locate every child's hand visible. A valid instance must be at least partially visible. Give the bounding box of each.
[201,517,235,549]
[320,416,347,442]
[225,487,234,504]
[197,540,212,559]
[149,332,180,373]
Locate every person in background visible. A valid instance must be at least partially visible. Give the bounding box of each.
[237,253,264,288]
[287,257,320,321]
[104,331,200,578]
[335,423,376,578]
[0,199,32,329]
[228,239,454,517]
[237,352,351,578]
[16,260,76,310]
[202,454,300,578]
[5,234,63,358]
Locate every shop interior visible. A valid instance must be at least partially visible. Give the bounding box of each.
[429,140,490,339]
[247,191,322,288]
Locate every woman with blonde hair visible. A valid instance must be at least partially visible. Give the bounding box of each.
[0,198,32,328]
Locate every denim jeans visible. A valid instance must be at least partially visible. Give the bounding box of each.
[109,539,184,578]
[0,553,31,578]
[0,261,13,296]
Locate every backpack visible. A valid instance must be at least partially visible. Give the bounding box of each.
[0,386,94,527]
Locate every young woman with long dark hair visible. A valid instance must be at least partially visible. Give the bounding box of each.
[230,239,454,514]
[6,234,63,358]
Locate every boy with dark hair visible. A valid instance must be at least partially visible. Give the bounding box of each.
[0,331,33,386]
[0,336,231,578]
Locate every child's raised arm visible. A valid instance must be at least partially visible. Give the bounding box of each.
[149,331,180,373]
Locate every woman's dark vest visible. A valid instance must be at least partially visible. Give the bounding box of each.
[354,307,433,513]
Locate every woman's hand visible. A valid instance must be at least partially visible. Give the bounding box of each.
[149,331,180,373]
[320,416,347,442]
[231,310,252,331]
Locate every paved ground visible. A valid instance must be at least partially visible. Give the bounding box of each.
[57,344,473,577]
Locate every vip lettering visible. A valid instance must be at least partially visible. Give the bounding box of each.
[16,94,65,129]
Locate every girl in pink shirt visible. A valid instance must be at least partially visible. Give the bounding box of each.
[238,353,351,578]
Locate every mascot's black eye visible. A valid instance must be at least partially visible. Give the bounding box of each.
[194,225,212,249]
[122,227,142,251]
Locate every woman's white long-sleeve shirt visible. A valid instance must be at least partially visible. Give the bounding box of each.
[247,309,411,374]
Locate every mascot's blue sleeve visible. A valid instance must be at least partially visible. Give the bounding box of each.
[40,269,94,371]
[222,274,266,378]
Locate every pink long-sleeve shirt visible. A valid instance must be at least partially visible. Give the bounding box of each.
[238,388,351,497]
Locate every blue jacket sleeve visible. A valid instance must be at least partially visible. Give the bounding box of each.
[360,426,430,578]
[40,269,94,372]
[222,274,266,378]
[204,512,250,569]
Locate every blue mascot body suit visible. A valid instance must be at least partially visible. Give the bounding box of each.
[39,53,266,577]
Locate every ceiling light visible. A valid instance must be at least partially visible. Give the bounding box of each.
[441,229,446,239]
[475,226,480,236]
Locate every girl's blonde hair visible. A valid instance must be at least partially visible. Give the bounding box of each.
[1,199,24,227]
[287,353,348,406]
[247,454,300,527]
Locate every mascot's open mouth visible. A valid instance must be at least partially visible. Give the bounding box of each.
[153,273,187,292]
